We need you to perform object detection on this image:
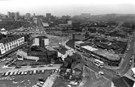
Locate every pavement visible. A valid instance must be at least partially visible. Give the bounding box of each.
[42,72,58,87]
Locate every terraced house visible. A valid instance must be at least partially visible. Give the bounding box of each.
[0,34,27,58]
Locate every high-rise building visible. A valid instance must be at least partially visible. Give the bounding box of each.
[62,15,71,20]
[25,13,31,19]
[8,12,13,19]
[14,12,20,21]
[8,12,19,20]
[46,13,51,18]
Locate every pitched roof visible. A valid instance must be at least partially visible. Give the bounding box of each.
[72,63,83,71]
[57,47,68,54]
[66,39,80,49]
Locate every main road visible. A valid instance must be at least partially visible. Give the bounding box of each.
[116,32,135,75]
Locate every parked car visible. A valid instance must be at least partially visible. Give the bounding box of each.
[129,59,132,66]
[15,66,21,68]
[98,71,104,75]
[69,81,78,86]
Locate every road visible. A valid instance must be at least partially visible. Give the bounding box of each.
[82,66,111,87]
[111,21,123,32]
[42,72,58,87]
[116,32,135,75]
[75,32,135,87]
[64,31,135,87]
[81,55,116,80]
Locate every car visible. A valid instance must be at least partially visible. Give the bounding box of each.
[17,72,21,75]
[29,71,33,75]
[15,66,21,68]
[38,65,45,67]
[1,73,5,76]
[98,71,104,75]
[116,72,121,76]
[36,82,43,87]
[48,64,53,67]
[24,71,27,75]
[129,60,132,65]
[69,81,78,85]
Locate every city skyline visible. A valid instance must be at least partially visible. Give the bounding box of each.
[0,0,135,16]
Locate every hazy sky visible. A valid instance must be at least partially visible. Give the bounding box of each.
[0,0,135,16]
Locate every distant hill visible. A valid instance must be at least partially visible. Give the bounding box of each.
[89,14,135,23]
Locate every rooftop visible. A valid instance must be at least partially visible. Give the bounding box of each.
[81,45,120,60]
[56,47,68,54]
[0,34,24,44]
[66,39,80,49]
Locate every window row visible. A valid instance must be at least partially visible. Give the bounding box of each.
[0,37,25,54]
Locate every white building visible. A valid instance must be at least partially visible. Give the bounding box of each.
[57,47,74,61]
[0,28,8,35]
[32,36,49,47]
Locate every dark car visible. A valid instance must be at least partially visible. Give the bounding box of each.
[29,71,33,75]
[15,66,21,68]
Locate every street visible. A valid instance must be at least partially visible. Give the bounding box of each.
[82,66,111,87]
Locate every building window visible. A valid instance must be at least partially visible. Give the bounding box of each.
[17,39,20,46]
[5,44,8,52]
[9,42,12,49]
[7,43,10,50]
[11,42,13,49]
[15,41,17,47]
[12,41,15,48]
[0,44,6,54]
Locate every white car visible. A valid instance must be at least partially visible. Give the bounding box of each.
[69,81,78,85]
[98,71,104,75]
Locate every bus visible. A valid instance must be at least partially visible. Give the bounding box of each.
[94,59,104,68]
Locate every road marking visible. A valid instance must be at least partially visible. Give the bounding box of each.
[100,80,109,87]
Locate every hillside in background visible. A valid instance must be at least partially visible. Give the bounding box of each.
[89,14,135,23]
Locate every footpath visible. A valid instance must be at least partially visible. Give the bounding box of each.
[42,72,58,87]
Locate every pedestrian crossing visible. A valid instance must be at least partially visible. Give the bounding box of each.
[1,69,47,77]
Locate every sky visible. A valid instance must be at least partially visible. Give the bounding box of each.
[0,0,135,16]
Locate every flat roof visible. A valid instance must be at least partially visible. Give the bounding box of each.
[75,41,85,44]
[81,45,120,60]
[81,45,98,51]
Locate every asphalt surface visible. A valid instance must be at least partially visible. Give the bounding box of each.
[83,66,111,87]
[116,32,135,75]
